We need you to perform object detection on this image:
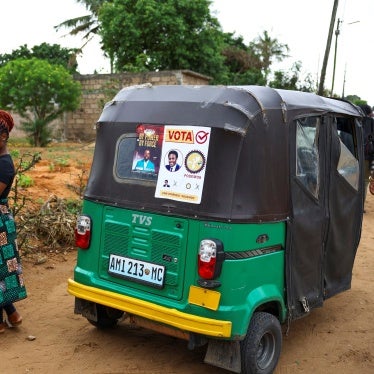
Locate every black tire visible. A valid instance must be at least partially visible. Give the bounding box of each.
[87,304,124,329]
[240,312,282,374]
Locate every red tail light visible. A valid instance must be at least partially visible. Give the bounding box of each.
[75,215,91,249]
[198,239,224,280]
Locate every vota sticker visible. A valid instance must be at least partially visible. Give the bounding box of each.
[155,126,211,204]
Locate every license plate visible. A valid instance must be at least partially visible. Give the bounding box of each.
[108,254,165,288]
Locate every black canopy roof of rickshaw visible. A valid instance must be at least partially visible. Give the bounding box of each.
[86,84,363,222]
[99,84,361,133]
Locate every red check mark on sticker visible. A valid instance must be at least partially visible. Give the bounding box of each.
[196,131,209,144]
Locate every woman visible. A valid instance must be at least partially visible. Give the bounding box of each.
[0,110,27,333]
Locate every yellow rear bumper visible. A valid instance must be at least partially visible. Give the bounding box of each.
[67,278,232,338]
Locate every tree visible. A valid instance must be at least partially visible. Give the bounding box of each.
[0,58,81,147]
[56,1,308,89]
[345,95,369,106]
[0,43,79,73]
[98,0,225,77]
[54,0,107,70]
[249,31,289,83]
[212,29,291,86]
[55,0,103,39]
[269,62,315,92]
[216,32,266,85]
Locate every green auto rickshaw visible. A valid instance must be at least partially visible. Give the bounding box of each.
[68,84,364,373]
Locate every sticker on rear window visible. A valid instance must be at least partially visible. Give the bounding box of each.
[155,126,211,204]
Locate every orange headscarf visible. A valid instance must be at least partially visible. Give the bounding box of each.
[0,110,15,133]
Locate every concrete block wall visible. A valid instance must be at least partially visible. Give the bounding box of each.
[10,70,210,142]
[65,70,210,141]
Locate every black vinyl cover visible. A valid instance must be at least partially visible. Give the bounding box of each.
[85,85,362,223]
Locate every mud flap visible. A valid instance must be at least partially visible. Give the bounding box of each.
[74,298,98,321]
[204,339,241,373]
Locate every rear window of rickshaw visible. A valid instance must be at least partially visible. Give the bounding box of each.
[113,124,212,199]
[114,134,158,182]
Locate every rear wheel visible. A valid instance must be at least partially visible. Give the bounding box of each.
[87,304,124,329]
[240,312,282,374]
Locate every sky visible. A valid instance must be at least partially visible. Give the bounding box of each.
[1,0,373,104]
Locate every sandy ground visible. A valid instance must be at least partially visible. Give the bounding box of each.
[1,144,373,373]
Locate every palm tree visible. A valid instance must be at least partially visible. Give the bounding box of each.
[249,31,290,83]
[54,0,110,71]
[55,0,102,38]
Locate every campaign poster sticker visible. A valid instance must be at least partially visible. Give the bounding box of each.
[155,126,211,204]
[132,124,164,175]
